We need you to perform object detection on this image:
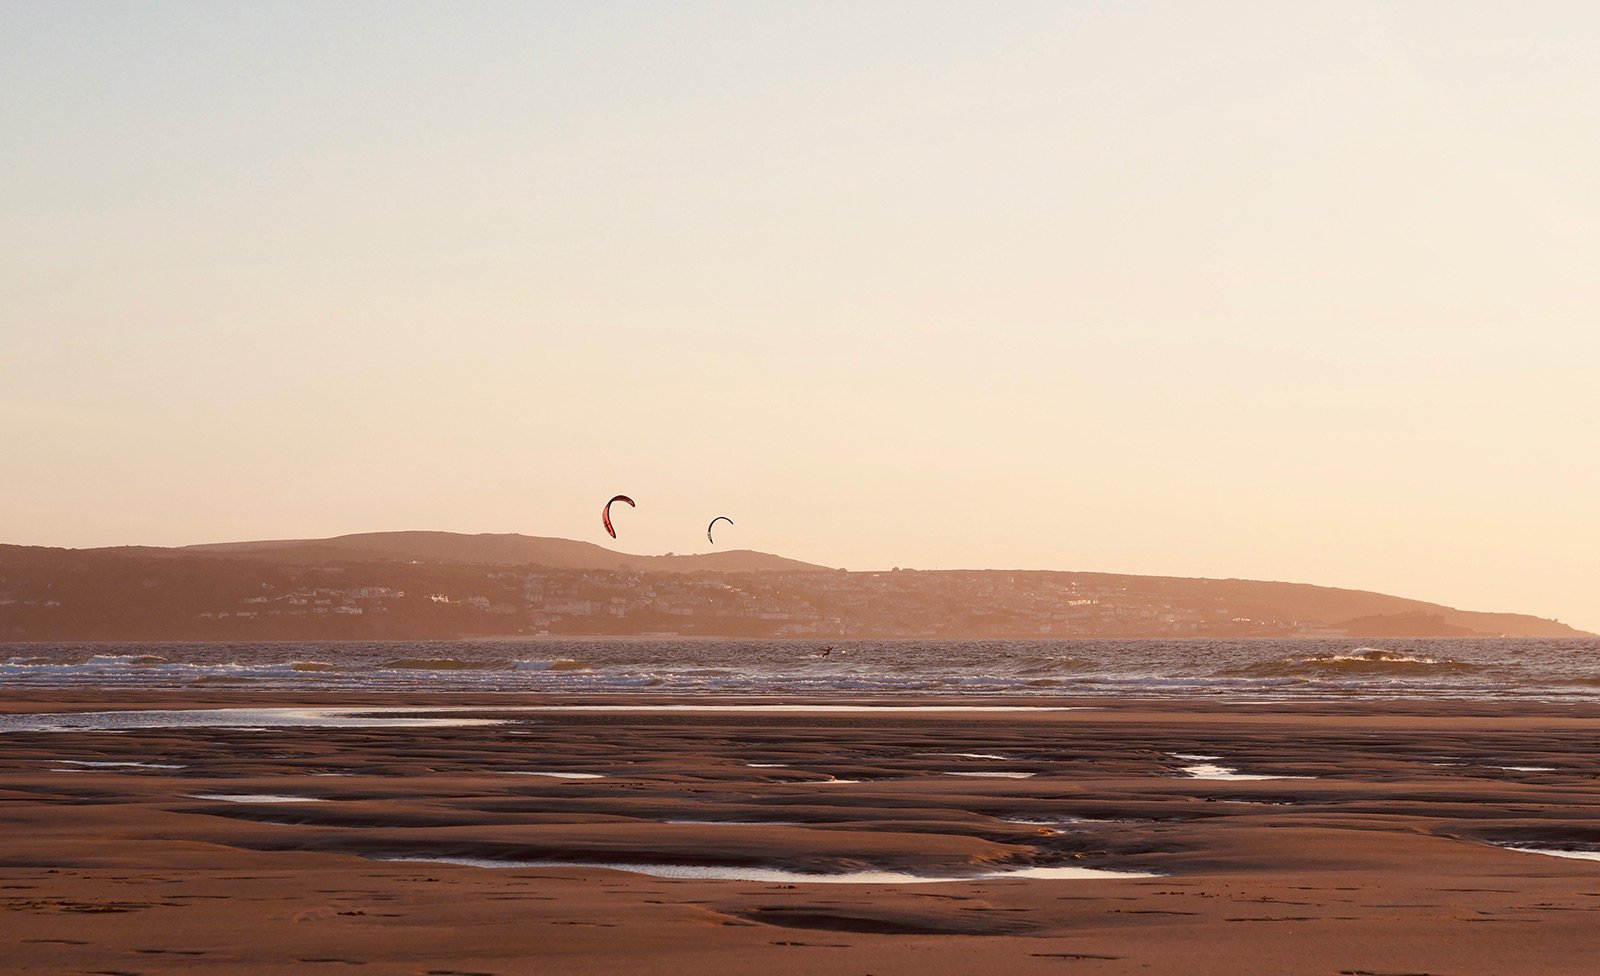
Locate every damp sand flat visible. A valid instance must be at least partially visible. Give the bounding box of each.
[51,759,186,769]
[185,793,329,803]
[519,704,1084,713]
[7,691,1600,975]
[0,706,504,732]
[0,703,1078,734]
[375,855,1150,883]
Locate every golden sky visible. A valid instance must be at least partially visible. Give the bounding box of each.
[3,2,1597,628]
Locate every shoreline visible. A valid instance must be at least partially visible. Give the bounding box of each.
[11,687,1600,716]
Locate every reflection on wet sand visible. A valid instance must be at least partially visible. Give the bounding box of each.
[7,695,1600,975]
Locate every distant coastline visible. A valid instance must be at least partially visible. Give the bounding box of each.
[0,531,1587,642]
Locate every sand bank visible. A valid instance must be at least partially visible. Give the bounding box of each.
[4,691,1600,974]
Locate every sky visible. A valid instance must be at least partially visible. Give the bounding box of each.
[2,1,1598,629]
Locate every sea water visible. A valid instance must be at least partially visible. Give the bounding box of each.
[2,638,1598,701]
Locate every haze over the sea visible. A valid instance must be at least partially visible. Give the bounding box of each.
[3,2,1597,629]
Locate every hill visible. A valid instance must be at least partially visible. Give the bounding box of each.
[0,534,1588,641]
[104,531,828,574]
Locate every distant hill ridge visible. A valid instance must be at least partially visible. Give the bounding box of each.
[146,530,829,574]
[0,531,1586,639]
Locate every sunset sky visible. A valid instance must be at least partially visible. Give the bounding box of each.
[3,3,1598,628]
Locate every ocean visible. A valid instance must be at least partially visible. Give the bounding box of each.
[3,638,1599,701]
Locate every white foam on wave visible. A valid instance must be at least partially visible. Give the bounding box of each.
[506,771,605,779]
[945,771,1036,779]
[374,856,1153,883]
[1312,649,1447,666]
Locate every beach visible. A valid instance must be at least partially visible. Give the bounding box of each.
[5,690,1600,974]
[11,1,1599,971]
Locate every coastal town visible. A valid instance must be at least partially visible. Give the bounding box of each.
[177,568,1269,638]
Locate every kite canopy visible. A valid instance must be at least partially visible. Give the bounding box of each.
[707,516,733,544]
[602,495,635,539]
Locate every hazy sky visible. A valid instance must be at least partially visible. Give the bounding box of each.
[3,2,1598,628]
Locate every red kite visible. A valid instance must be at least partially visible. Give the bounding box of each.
[602,495,635,539]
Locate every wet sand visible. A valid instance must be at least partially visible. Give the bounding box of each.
[5,691,1600,974]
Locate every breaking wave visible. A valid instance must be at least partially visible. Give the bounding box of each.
[380,658,508,671]
[1225,647,1479,679]
[515,659,588,671]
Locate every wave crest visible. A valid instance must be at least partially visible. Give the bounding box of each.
[379,658,508,671]
[1228,647,1477,678]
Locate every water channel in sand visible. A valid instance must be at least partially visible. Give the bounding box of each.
[374,856,1155,883]
[0,703,1082,734]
